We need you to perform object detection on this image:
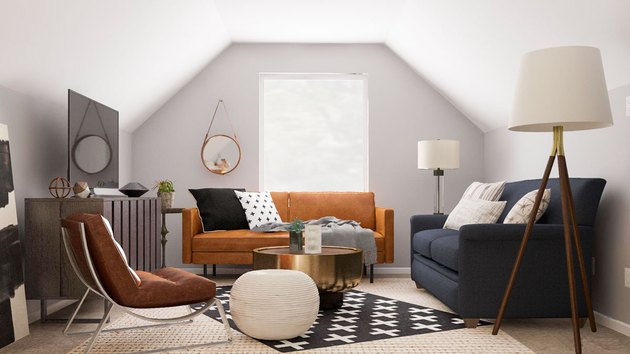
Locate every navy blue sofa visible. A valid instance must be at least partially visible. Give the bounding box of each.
[410,178,606,327]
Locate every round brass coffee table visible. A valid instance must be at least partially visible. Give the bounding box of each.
[253,246,363,309]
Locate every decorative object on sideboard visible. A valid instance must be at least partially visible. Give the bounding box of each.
[72,181,90,198]
[417,139,460,215]
[68,89,119,188]
[492,46,613,354]
[289,218,304,252]
[119,182,149,198]
[201,99,241,175]
[49,177,71,198]
[0,123,29,349]
[153,180,175,210]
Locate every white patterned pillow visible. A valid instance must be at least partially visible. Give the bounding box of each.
[444,199,507,231]
[234,191,282,229]
[503,189,551,224]
[461,181,506,201]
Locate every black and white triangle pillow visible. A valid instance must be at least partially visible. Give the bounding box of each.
[234,191,282,229]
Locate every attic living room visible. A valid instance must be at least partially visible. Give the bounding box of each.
[1,1,630,353]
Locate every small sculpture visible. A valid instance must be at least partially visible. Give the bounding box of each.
[49,177,71,198]
[72,181,90,198]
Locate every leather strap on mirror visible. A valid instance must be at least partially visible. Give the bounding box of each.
[74,100,111,145]
[204,99,238,143]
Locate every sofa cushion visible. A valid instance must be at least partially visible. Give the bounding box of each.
[497,178,606,225]
[430,235,459,271]
[189,188,248,232]
[289,192,376,230]
[234,191,282,228]
[412,228,458,258]
[192,229,385,253]
[461,181,506,201]
[503,189,551,224]
[443,199,506,231]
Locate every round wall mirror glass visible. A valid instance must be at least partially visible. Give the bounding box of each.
[72,135,112,174]
[201,135,241,175]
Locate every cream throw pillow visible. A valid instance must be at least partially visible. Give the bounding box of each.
[503,189,551,224]
[444,199,507,231]
[461,181,506,201]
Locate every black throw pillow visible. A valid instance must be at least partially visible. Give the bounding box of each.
[189,188,249,231]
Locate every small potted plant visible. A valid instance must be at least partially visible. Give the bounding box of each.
[153,179,175,210]
[289,219,304,252]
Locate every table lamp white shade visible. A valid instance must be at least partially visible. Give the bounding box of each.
[510,46,613,132]
[417,140,460,170]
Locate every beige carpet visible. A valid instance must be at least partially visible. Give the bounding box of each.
[70,278,533,353]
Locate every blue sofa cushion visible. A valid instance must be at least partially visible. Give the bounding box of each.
[430,235,459,271]
[497,178,606,225]
[412,228,458,258]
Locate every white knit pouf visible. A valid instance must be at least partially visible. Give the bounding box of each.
[230,269,320,340]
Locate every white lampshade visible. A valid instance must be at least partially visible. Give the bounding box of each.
[417,140,460,170]
[510,46,613,132]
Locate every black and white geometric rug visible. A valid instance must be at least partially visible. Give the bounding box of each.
[202,286,489,353]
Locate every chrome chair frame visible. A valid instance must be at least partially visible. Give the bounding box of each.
[61,222,232,353]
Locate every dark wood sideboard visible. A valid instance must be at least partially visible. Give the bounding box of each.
[25,197,160,318]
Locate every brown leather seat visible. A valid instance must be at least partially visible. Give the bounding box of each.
[61,212,232,353]
[63,213,216,308]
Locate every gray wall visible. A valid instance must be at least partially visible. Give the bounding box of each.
[484,84,630,325]
[132,43,484,269]
[0,84,132,321]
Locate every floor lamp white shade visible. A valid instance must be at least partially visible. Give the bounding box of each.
[510,46,613,131]
[417,140,460,214]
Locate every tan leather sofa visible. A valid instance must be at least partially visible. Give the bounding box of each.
[182,192,394,278]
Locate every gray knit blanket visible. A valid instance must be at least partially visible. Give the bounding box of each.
[251,216,377,265]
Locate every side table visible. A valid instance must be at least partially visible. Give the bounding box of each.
[160,208,183,268]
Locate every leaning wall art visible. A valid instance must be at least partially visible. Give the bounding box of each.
[0,123,29,348]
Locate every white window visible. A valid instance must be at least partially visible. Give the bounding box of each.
[260,73,368,192]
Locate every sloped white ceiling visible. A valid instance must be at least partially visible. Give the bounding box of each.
[214,0,406,43]
[0,0,230,132]
[386,0,630,132]
[1,0,629,132]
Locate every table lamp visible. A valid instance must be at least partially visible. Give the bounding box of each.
[417,139,460,214]
[492,46,613,354]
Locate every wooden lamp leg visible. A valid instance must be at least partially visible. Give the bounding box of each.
[559,155,597,333]
[492,154,555,335]
[558,156,582,354]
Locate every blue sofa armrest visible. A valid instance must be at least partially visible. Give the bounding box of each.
[410,214,449,262]
[410,214,448,235]
[457,223,594,319]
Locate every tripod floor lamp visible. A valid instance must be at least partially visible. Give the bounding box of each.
[492,46,613,354]
[417,139,460,215]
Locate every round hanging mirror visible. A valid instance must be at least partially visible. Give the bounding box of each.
[201,134,241,175]
[72,135,112,174]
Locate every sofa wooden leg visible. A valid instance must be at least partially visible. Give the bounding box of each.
[203,264,207,277]
[463,318,480,328]
[415,282,422,289]
[370,264,374,283]
[212,264,217,276]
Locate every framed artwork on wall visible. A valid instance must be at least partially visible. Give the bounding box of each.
[0,123,29,349]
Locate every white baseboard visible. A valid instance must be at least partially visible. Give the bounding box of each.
[180,266,411,276]
[595,311,630,337]
[27,299,77,324]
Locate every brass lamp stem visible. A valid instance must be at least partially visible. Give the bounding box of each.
[551,126,565,157]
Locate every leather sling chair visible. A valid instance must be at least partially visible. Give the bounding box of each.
[60,213,232,353]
